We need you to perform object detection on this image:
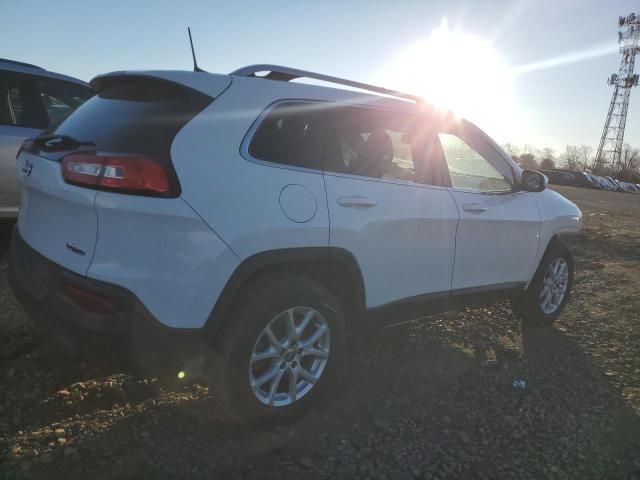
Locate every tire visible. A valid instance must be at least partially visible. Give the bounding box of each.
[206,273,347,424]
[511,240,574,326]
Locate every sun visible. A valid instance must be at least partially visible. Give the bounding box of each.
[379,21,519,139]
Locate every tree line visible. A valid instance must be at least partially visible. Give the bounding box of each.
[501,143,640,183]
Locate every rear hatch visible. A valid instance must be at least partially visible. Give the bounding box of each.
[16,74,218,275]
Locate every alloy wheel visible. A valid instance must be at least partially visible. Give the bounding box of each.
[539,258,569,314]
[248,306,330,407]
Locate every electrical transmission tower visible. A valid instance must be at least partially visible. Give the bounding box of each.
[593,12,640,173]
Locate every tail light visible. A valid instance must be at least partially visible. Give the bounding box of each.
[61,153,179,197]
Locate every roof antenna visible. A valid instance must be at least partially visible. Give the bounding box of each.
[188,27,204,72]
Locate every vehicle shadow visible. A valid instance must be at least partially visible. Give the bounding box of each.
[4,305,640,480]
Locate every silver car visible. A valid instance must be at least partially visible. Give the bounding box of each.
[0,59,92,218]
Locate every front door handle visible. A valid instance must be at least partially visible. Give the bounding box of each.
[337,195,378,208]
[462,203,487,214]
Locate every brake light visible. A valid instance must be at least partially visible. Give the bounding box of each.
[62,153,176,196]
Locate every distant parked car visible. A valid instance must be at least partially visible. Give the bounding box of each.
[584,173,603,189]
[616,180,631,192]
[626,183,639,193]
[619,181,638,193]
[586,175,606,190]
[567,171,596,188]
[0,58,93,218]
[603,176,625,192]
[597,176,618,191]
[602,177,617,190]
[541,170,576,186]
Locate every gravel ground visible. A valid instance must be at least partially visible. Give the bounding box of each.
[1,185,640,480]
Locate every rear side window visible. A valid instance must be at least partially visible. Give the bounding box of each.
[248,102,326,170]
[51,77,212,156]
[37,78,93,128]
[0,71,47,128]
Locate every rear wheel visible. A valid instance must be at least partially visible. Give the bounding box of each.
[206,273,346,424]
[511,240,574,326]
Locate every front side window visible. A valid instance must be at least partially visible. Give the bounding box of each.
[438,132,513,193]
[248,102,326,170]
[37,78,93,128]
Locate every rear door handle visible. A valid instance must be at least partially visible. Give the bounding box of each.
[337,196,378,208]
[462,203,487,213]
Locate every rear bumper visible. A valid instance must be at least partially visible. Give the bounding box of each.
[8,226,206,376]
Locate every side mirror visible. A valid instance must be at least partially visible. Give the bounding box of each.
[521,170,548,192]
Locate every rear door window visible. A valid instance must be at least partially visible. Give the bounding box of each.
[323,105,450,186]
[0,71,47,128]
[325,106,417,181]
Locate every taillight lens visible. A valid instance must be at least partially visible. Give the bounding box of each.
[62,153,177,196]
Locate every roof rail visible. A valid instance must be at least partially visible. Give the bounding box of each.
[0,58,45,70]
[230,64,424,104]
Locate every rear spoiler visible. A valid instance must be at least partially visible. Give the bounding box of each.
[90,70,231,98]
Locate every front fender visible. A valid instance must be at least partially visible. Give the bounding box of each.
[527,189,582,287]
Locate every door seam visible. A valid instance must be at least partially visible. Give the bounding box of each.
[446,188,462,291]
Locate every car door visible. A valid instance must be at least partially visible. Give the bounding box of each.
[436,123,541,291]
[0,71,47,216]
[323,104,459,308]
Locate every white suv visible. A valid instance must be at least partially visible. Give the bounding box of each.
[9,65,581,423]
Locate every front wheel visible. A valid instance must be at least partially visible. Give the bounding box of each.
[511,240,574,326]
[206,273,346,424]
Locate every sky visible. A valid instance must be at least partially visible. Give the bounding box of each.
[3,0,639,156]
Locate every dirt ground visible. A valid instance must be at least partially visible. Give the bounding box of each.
[1,185,639,480]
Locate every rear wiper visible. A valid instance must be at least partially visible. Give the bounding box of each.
[34,134,96,151]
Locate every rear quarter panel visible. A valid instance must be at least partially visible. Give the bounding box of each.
[170,78,340,260]
[87,194,239,329]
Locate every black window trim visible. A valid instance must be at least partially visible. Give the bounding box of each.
[240,98,450,191]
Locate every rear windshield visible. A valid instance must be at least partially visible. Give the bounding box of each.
[50,77,212,156]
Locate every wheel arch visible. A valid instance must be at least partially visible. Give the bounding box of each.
[203,247,366,339]
[525,232,572,289]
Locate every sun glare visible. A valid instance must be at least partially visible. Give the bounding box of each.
[380,21,520,138]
